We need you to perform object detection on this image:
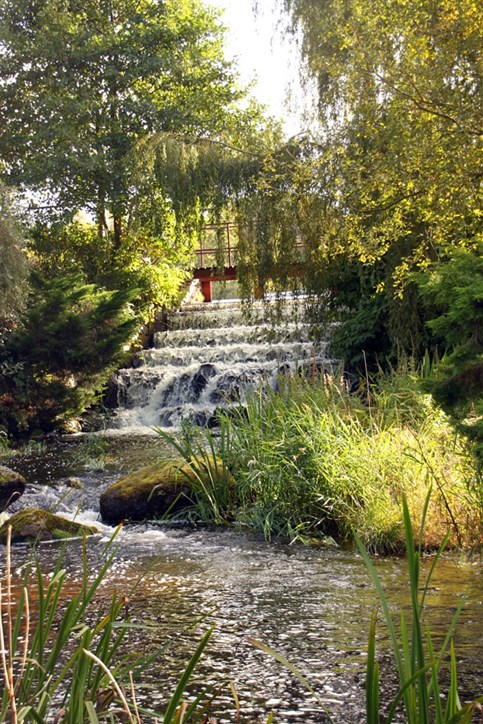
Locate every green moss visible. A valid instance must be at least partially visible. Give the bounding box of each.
[100,455,233,525]
[0,464,26,485]
[0,508,98,544]
[106,459,189,499]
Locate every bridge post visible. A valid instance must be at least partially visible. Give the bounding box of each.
[200,279,212,303]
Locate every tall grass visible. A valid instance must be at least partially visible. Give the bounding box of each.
[0,431,9,455]
[0,437,47,459]
[153,420,236,525]
[162,371,482,551]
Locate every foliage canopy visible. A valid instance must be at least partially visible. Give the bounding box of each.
[0,0,242,237]
[237,0,483,365]
[0,0,275,314]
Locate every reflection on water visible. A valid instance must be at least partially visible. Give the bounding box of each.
[2,436,483,722]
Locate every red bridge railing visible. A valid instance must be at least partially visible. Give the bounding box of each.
[192,222,305,302]
[193,222,238,270]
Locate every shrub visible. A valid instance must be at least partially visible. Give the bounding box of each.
[0,273,138,435]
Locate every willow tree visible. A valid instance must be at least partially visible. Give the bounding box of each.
[239,0,482,363]
[278,0,482,252]
[0,0,263,309]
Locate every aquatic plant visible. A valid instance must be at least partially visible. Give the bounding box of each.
[359,492,483,723]
[0,437,47,459]
[70,433,112,471]
[0,432,9,454]
[153,420,236,525]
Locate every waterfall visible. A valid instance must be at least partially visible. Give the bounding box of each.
[109,299,333,431]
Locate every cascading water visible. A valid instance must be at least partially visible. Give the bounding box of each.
[110,299,333,430]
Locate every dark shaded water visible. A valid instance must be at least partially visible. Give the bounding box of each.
[2,435,483,722]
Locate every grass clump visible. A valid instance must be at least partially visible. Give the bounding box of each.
[161,371,482,552]
[153,421,236,525]
[71,433,112,471]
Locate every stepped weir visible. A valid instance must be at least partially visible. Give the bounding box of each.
[110,298,332,430]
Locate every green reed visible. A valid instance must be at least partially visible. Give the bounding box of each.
[357,491,483,723]
[0,527,217,723]
[153,420,236,525]
[164,371,480,552]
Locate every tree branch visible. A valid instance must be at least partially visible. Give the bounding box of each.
[375,72,483,137]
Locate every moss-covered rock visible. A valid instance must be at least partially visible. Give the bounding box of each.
[0,508,98,544]
[0,465,27,512]
[99,456,232,525]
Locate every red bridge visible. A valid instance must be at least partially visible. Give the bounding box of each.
[193,222,238,302]
[193,222,305,302]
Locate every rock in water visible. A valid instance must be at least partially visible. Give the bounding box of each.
[0,509,98,544]
[0,465,27,512]
[100,456,232,525]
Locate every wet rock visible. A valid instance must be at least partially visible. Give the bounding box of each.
[0,508,98,544]
[131,352,146,369]
[0,465,27,512]
[215,404,248,423]
[191,363,217,400]
[60,418,82,434]
[100,455,233,525]
[297,360,328,380]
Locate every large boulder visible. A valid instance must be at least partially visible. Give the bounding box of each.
[0,508,98,544]
[0,465,27,512]
[100,456,232,525]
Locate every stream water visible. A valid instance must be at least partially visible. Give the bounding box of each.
[2,299,483,722]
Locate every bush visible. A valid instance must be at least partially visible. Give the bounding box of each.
[417,244,483,467]
[0,273,138,435]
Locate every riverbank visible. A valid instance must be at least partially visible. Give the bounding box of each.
[159,371,483,553]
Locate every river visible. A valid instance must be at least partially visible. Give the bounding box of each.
[3,433,483,723]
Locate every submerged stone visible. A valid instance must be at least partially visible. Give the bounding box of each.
[0,508,98,544]
[191,363,217,399]
[99,455,232,525]
[0,465,27,512]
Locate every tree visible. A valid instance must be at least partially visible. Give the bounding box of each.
[232,0,482,366]
[0,0,247,254]
[0,274,138,434]
[417,245,483,465]
[0,183,28,331]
